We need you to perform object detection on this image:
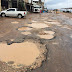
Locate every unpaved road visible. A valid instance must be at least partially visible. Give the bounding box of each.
[0,13,72,72]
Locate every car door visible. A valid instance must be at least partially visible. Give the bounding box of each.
[6,9,15,16]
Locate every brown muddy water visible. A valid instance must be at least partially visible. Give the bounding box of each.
[37,31,55,39]
[0,42,40,67]
[18,27,32,31]
[29,23,49,29]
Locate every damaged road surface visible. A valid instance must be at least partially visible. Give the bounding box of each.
[0,13,72,72]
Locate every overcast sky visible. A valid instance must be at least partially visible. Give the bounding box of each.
[44,0,72,9]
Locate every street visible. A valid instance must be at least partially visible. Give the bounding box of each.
[0,12,72,72]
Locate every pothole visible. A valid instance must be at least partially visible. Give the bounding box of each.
[37,31,55,39]
[29,23,49,29]
[0,40,47,70]
[18,26,33,31]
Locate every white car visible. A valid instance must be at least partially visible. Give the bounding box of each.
[33,5,42,13]
[0,8,27,18]
[60,9,67,12]
[70,9,72,13]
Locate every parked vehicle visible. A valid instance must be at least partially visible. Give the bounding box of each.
[60,9,72,13]
[70,9,72,13]
[0,8,27,18]
[33,5,42,13]
[60,9,67,12]
[66,9,71,13]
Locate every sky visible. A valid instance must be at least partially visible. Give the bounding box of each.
[44,0,72,9]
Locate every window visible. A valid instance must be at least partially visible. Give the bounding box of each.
[7,9,15,11]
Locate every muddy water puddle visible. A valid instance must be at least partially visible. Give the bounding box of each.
[18,26,32,31]
[29,23,49,29]
[0,40,47,69]
[0,42,40,67]
[37,31,55,39]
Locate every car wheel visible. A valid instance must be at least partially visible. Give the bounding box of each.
[1,13,6,17]
[18,14,22,18]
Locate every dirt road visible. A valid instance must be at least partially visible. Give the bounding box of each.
[0,13,72,72]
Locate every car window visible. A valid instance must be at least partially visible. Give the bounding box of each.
[7,9,15,11]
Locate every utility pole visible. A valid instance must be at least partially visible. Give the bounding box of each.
[0,0,1,11]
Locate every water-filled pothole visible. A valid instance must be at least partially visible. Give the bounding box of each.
[0,40,47,70]
[37,31,55,39]
[29,23,49,29]
[18,26,33,31]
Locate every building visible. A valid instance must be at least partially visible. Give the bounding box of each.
[1,0,24,10]
[0,0,44,11]
[0,0,1,11]
[25,0,44,12]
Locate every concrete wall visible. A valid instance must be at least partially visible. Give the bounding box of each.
[0,0,1,11]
